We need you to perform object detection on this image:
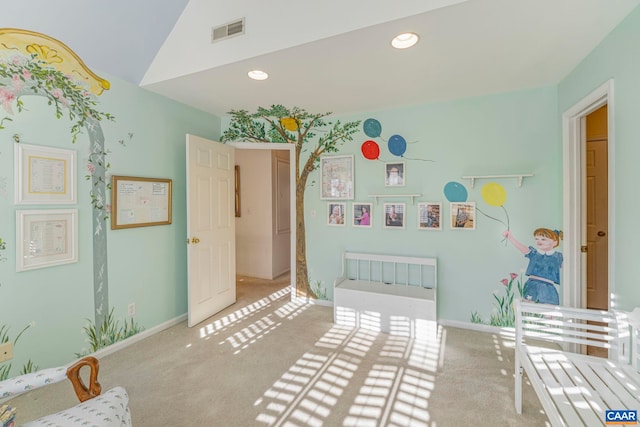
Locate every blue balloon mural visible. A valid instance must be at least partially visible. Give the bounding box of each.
[388,134,407,156]
[363,118,382,138]
[443,181,468,202]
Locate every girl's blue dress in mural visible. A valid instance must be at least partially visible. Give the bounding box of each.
[523,246,563,305]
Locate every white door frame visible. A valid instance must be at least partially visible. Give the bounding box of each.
[228,141,296,298]
[561,79,615,309]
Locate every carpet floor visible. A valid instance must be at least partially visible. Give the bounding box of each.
[10,274,549,426]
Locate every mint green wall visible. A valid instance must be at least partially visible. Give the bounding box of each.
[558,5,640,311]
[302,87,561,322]
[0,73,220,371]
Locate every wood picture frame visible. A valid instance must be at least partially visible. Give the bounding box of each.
[111,175,172,229]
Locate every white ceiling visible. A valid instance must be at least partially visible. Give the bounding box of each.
[3,0,640,118]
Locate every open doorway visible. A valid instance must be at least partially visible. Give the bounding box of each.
[232,142,296,292]
[562,80,613,311]
[585,105,609,310]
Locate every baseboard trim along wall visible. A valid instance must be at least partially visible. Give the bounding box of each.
[80,310,515,366]
[437,318,516,338]
[89,313,188,361]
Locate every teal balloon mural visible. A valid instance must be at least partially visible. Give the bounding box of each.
[363,118,382,138]
[443,181,468,202]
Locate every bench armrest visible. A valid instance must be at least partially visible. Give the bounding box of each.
[0,356,101,402]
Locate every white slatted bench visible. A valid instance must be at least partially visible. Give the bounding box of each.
[515,299,640,427]
[333,252,437,340]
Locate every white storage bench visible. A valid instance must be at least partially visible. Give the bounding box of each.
[333,252,437,340]
[515,299,640,427]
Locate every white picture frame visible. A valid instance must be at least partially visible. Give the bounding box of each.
[14,143,77,204]
[352,202,372,228]
[16,209,78,272]
[385,161,405,187]
[320,155,354,200]
[418,202,442,231]
[384,203,405,229]
[450,202,476,230]
[327,202,346,226]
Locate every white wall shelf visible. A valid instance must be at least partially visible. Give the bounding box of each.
[461,174,533,188]
[368,194,422,205]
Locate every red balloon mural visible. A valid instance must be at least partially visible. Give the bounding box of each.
[361,140,380,160]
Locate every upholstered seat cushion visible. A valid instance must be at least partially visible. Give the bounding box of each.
[21,386,132,427]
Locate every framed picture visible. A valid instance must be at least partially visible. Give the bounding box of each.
[14,143,77,204]
[320,155,354,200]
[385,162,405,187]
[16,209,78,272]
[352,202,372,227]
[111,176,172,230]
[327,202,346,226]
[450,202,476,230]
[384,203,405,229]
[418,202,442,230]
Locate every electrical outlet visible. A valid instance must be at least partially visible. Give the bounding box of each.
[0,342,13,363]
[127,303,136,317]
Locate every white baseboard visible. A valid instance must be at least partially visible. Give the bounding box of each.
[438,319,516,338]
[88,313,187,360]
[287,299,517,337]
[292,296,333,307]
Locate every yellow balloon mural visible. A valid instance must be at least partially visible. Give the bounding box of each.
[280,117,298,131]
[481,182,507,206]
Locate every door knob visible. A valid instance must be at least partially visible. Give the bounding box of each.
[191,237,200,244]
[597,231,606,237]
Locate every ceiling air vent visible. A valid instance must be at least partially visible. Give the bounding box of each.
[212,18,245,42]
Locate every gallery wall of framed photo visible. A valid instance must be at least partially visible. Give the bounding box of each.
[319,153,483,232]
[320,154,436,231]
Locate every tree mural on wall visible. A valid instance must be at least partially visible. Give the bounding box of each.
[221,106,360,298]
[0,29,115,369]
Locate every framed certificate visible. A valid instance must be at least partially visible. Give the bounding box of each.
[14,143,77,204]
[16,209,78,271]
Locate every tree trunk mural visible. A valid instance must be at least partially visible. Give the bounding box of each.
[221,106,361,298]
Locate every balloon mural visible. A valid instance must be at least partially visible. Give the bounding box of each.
[443,181,468,203]
[388,134,407,157]
[479,182,511,241]
[280,117,298,131]
[361,140,380,160]
[360,117,433,162]
[363,118,382,138]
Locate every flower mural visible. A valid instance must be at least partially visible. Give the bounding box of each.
[471,272,527,327]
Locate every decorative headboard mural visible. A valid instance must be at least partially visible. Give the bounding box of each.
[0,28,127,374]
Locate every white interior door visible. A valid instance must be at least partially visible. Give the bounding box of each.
[186,134,236,327]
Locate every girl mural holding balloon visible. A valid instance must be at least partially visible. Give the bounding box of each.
[502,228,563,305]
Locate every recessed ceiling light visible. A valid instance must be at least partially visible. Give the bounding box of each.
[248,70,269,80]
[391,32,419,49]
